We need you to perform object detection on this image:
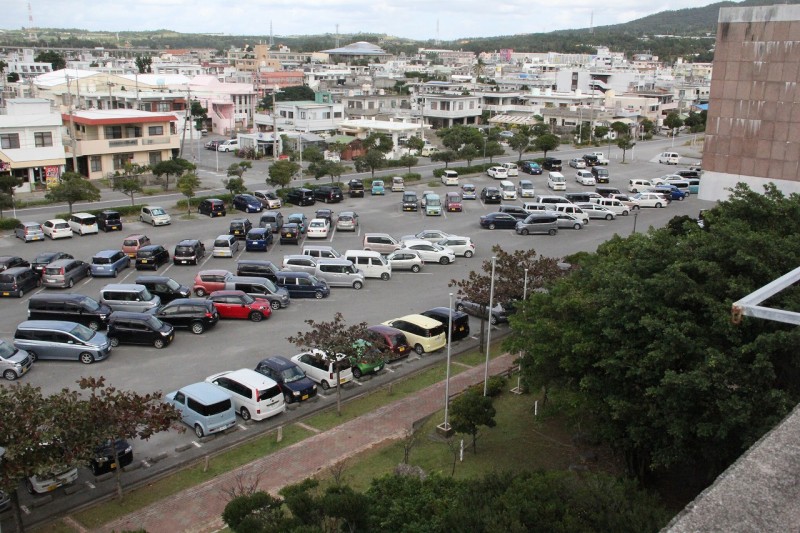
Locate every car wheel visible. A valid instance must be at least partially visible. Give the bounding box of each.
[353,367,363,379]
[605,214,613,220]
[548,229,557,236]
[26,478,36,495]
[191,322,205,334]
[240,407,251,420]
[520,228,529,235]
[439,256,450,265]
[679,196,685,201]
[109,337,120,347]
[414,344,425,355]
[488,223,496,230]
[79,352,94,364]
[353,281,363,290]
[411,264,421,273]
[249,311,264,322]
[195,288,206,297]
[574,223,582,230]
[4,369,18,381]
[17,288,23,298]
[632,188,638,193]
[268,300,280,311]
[380,272,390,281]
[464,250,473,258]
[153,338,165,349]
[28,350,37,362]
[113,269,118,278]
[194,424,204,438]
[656,202,663,208]
[68,278,74,288]
[314,291,324,299]
[490,315,499,325]
[139,216,144,222]
[622,210,629,216]
[321,380,330,390]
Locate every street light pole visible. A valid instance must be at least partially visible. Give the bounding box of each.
[483,256,497,396]
[512,269,528,395]
[438,292,455,434]
[272,85,280,162]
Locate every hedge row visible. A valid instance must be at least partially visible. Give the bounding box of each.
[433,163,495,178]
[0,218,21,230]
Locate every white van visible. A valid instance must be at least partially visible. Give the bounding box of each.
[658,152,680,165]
[628,179,653,193]
[590,197,631,216]
[217,139,239,152]
[68,212,99,236]
[547,172,566,191]
[533,194,571,205]
[302,245,341,260]
[344,250,392,280]
[499,180,517,200]
[212,234,240,257]
[314,259,366,289]
[441,170,459,186]
[205,369,286,421]
[500,162,519,177]
[552,204,589,225]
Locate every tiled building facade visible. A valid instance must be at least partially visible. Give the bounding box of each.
[700,4,800,200]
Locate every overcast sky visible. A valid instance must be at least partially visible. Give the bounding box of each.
[3,0,718,41]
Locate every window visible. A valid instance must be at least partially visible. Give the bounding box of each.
[148,126,164,136]
[90,156,102,172]
[112,153,134,170]
[105,126,122,139]
[149,152,162,166]
[334,112,342,118]
[34,132,54,147]
[1,133,20,149]
[430,102,438,110]
[125,126,142,138]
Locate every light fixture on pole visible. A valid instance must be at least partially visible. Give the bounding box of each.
[437,292,455,436]
[511,268,528,395]
[483,256,497,396]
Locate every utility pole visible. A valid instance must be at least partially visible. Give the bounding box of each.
[179,85,191,159]
[65,75,78,173]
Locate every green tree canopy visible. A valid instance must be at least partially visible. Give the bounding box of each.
[430,149,457,168]
[44,172,101,214]
[663,112,684,134]
[398,154,419,173]
[617,135,636,163]
[484,140,505,163]
[534,133,560,157]
[112,162,146,205]
[449,389,496,453]
[268,160,299,189]
[177,172,201,215]
[508,131,531,161]
[354,149,385,178]
[34,51,66,70]
[152,158,194,191]
[405,136,425,155]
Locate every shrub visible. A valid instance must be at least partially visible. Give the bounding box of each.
[0,218,21,230]
[432,163,494,178]
[403,173,422,182]
[470,376,507,397]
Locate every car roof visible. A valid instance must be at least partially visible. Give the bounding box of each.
[93,249,124,257]
[17,320,83,331]
[174,382,231,402]
[209,290,246,297]
[197,269,233,276]
[391,314,443,328]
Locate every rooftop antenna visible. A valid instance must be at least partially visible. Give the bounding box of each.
[269,21,274,47]
[436,19,440,45]
[27,1,37,41]
[335,24,340,48]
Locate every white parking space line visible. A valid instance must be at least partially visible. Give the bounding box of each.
[20,505,30,515]
[353,380,364,387]
[85,481,96,489]
[238,424,248,431]
[192,441,202,448]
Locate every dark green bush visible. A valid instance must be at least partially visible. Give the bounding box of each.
[0,218,21,230]
[403,173,422,182]
[470,375,507,397]
[433,163,494,178]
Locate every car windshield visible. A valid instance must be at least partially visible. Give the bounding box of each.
[92,257,112,265]
[0,342,17,358]
[165,279,181,291]
[70,323,95,342]
[281,365,306,382]
[151,208,166,216]
[145,316,164,330]
[309,275,321,284]
[241,293,256,304]
[34,253,56,263]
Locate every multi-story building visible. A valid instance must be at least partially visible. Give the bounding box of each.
[339,92,411,119]
[0,98,66,191]
[4,49,53,80]
[62,109,179,179]
[253,96,345,133]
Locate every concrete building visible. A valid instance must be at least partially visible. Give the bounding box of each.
[700,4,800,200]
[4,49,53,80]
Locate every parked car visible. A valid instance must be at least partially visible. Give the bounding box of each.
[135,275,191,304]
[233,194,263,213]
[515,213,559,236]
[89,250,130,278]
[15,221,45,242]
[371,180,385,195]
[135,244,170,270]
[420,307,471,342]
[650,184,687,201]
[106,311,174,349]
[27,293,112,331]
[207,290,272,322]
[229,218,253,240]
[401,229,451,243]
[90,439,134,476]
[401,239,455,265]
[205,369,286,421]
[365,325,412,361]
[391,176,406,191]
[630,192,668,208]
[287,213,308,233]
[280,223,300,244]
[173,239,206,265]
[542,157,562,171]
[68,212,99,236]
[122,234,151,259]
[307,218,330,239]
[437,236,475,258]
[254,356,318,403]
[198,198,227,217]
[275,272,330,299]
[217,139,239,152]
[259,211,284,233]
[520,161,542,175]
[518,180,536,198]
[291,349,353,390]
[253,189,282,209]
[96,210,123,232]
[155,298,219,334]
[444,192,462,212]
[348,179,365,198]
[480,186,502,203]
[0,267,40,299]
[286,188,315,206]
[164,382,236,438]
[440,170,459,186]
[479,212,518,230]
[386,249,424,273]
[42,219,73,240]
[139,206,171,226]
[14,320,112,364]
[236,260,282,281]
[313,185,343,203]
[336,211,359,231]
[31,251,72,277]
[576,202,617,220]
[486,166,508,179]
[282,255,318,275]
[402,191,419,211]
[212,234,240,257]
[245,228,272,251]
[575,170,596,186]
[0,256,30,272]
[591,166,610,183]
[381,315,447,355]
[205,139,222,150]
[569,158,586,169]
[554,212,584,230]
[455,298,509,325]
[42,259,91,288]
[461,183,477,200]
[363,233,402,255]
[349,339,385,379]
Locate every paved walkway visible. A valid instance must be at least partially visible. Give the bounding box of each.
[95,353,517,533]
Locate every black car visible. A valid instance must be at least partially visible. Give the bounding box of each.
[236,259,282,282]
[0,256,30,272]
[107,311,175,349]
[455,298,510,325]
[313,185,343,204]
[420,307,471,342]
[480,187,502,204]
[315,208,334,225]
[155,298,219,334]
[275,271,330,299]
[232,194,263,213]
[173,239,206,265]
[582,154,599,167]
[254,356,318,403]
[198,198,227,217]
[135,245,170,270]
[402,192,419,211]
[91,439,134,475]
[348,179,365,198]
[31,251,73,277]
[97,210,123,232]
[134,275,191,304]
[479,212,519,230]
[27,293,112,331]
[280,223,300,244]
[229,218,253,240]
[520,161,543,175]
[542,157,562,171]
[286,188,315,206]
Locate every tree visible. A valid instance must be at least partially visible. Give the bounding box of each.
[0,174,23,218]
[260,85,315,109]
[34,51,66,70]
[312,160,347,184]
[7,72,19,83]
[177,173,201,216]
[531,122,550,137]
[190,100,208,131]
[223,491,289,532]
[152,158,194,191]
[398,154,418,174]
[684,110,707,133]
[430,149,457,168]
[663,112,684,135]
[302,146,325,166]
[508,183,800,485]
[484,140,505,163]
[437,124,483,153]
[135,55,152,73]
[355,149,385,179]
[287,312,369,416]
[640,118,656,138]
[533,133,560,157]
[0,192,12,218]
[508,132,530,161]
[449,390,496,453]
[112,162,146,206]
[458,145,479,166]
[44,172,101,215]
[594,125,610,140]
[364,132,393,154]
[268,160,299,189]
[224,162,251,203]
[76,377,181,500]
[617,135,636,163]
[406,136,425,155]
[610,121,630,137]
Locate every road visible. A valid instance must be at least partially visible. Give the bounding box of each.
[0,136,708,529]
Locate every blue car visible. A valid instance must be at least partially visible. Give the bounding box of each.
[233,194,263,213]
[245,228,273,251]
[371,180,385,195]
[652,185,686,201]
[520,161,542,175]
[287,213,308,233]
[89,250,130,278]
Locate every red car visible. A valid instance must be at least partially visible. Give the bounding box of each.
[366,325,411,362]
[193,270,233,296]
[207,290,272,322]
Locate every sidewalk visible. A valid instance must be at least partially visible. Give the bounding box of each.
[95,352,517,533]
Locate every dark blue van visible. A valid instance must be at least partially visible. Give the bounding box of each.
[275,272,330,299]
[245,228,273,252]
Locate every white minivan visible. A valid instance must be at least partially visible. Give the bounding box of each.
[68,213,99,236]
[499,180,517,200]
[441,170,459,186]
[547,172,567,191]
[343,250,392,281]
[658,151,680,165]
[205,369,286,421]
[500,162,519,177]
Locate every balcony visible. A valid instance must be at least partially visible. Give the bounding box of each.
[142,137,173,146]
[109,139,139,148]
[423,108,482,119]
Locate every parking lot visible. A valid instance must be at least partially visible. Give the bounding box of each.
[0,138,710,523]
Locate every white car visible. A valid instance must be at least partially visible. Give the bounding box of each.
[419,190,434,209]
[437,236,475,258]
[282,254,317,274]
[518,180,536,198]
[27,467,79,495]
[290,349,353,390]
[42,218,73,240]
[386,249,424,273]
[630,192,668,208]
[652,174,684,186]
[336,211,359,231]
[568,158,586,169]
[391,176,406,191]
[306,218,330,239]
[140,206,171,226]
[576,203,617,220]
[575,170,596,186]
[486,166,508,179]
[401,229,451,243]
[401,239,456,265]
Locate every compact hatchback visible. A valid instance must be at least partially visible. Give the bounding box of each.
[42,259,91,288]
[291,349,353,390]
[106,311,174,349]
[173,239,206,265]
[155,298,219,334]
[97,210,123,232]
[90,250,130,278]
[135,245,170,270]
[15,221,45,242]
[139,206,171,226]
[198,198,227,217]
[254,356,318,403]
[233,194,263,213]
[245,228,273,251]
[42,219,73,240]
[193,270,233,296]
[207,290,272,322]
[122,234,151,259]
[229,218,253,240]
